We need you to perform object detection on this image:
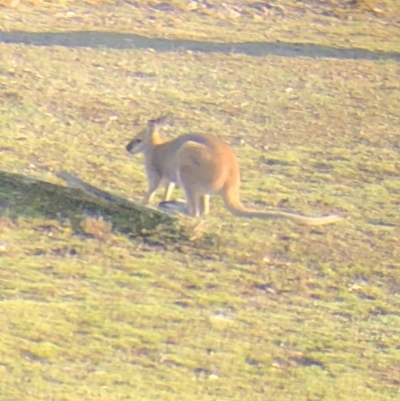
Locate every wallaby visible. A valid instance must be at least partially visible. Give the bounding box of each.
[126,117,345,225]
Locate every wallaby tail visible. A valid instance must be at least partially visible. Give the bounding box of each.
[222,188,345,226]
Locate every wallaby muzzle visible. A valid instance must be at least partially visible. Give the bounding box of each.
[126,139,144,155]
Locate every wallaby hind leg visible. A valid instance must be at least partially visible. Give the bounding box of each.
[177,142,211,217]
[159,194,206,217]
[179,169,201,217]
[184,188,201,217]
[163,182,176,201]
[199,194,210,216]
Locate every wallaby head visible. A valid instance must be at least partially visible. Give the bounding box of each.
[126,116,168,155]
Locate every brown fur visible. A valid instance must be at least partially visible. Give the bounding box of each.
[126,117,345,225]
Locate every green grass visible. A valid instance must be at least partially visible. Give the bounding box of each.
[1,1,400,400]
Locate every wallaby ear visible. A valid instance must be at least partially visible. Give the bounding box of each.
[148,116,168,128]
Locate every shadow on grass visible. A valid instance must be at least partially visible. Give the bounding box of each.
[0,169,185,244]
[0,30,399,61]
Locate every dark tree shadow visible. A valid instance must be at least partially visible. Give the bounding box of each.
[0,30,399,61]
[0,170,185,244]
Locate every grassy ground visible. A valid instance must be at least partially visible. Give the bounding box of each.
[1,1,400,400]
[1,0,400,51]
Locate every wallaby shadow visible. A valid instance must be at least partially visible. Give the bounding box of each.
[0,30,399,61]
[0,170,183,243]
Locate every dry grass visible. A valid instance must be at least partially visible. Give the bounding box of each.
[1,0,400,51]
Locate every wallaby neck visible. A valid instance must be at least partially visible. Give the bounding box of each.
[150,131,165,146]
[143,136,167,155]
